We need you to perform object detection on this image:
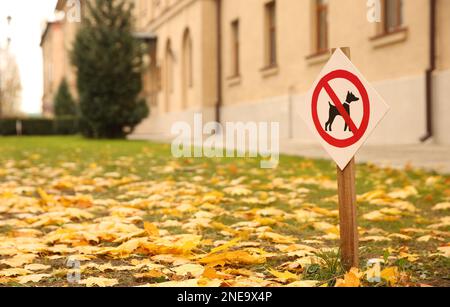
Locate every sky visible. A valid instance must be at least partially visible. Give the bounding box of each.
[0,0,58,114]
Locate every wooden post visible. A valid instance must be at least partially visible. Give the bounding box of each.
[332,47,359,270]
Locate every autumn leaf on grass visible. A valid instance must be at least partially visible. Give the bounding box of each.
[294,209,320,223]
[380,267,400,286]
[202,191,224,204]
[387,233,412,241]
[141,234,202,256]
[417,235,433,242]
[107,238,148,257]
[432,202,450,211]
[17,274,51,284]
[150,278,222,287]
[256,207,287,218]
[134,270,166,280]
[258,232,297,244]
[286,280,319,287]
[199,251,266,267]
[363,210,400,222]
[309,207,338,217]
[313,222,339,235]
[223,186,252,196]
[24,264,52,271]
[0,268,32,277]
[389,201,417,213]
[79,277,119,287]
[210,238,241,254]
[202,267,232,280]
[210,222,238,236]
[437,245,450,258]
[148,279,200,287]
[398,251,419,262]
[388,186,418,199]
[360,236,392,243]
[172,264,205,278]
[358,190,386,202]
[37,188,54,205]
[1,254,36,268]
[335,268,363,287]
[268,269,299,283]
[144,222,160,237]
[428,217,450,229]
[197,278,224,287]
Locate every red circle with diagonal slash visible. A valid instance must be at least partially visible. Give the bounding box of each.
[312,70,370,148]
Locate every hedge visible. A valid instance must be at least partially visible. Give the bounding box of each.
[0,117,79,136]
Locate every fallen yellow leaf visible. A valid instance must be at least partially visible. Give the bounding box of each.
[432,202,450,211]
[172,263,205,277]
[144,222,160,237]
[17,274,51,284]
[79,277,119,287]
[210,238,241,254]
[286,280,318,287]
[268,269,299,282]
[24,264,52,271]
[258,232,297,244]
[335,268,363,287]
[381,267,399,286]
[199,251,266,267]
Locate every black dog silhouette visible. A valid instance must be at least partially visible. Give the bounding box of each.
[325,91,360,132]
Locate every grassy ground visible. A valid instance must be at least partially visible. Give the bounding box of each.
[0,136,448,287]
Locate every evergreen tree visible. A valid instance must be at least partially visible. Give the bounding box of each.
[53,78,77,117]
[71,0,149,138]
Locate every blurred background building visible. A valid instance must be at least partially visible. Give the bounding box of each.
[40,0,85,117]
[0,15,22,117]
[41,0,450,145]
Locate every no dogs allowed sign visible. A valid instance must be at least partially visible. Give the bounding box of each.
[300,48,390,170]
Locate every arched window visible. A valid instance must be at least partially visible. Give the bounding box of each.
[182,29,193,109]
[164,39,173,112]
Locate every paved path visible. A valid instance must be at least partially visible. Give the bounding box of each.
[281,140,450,174]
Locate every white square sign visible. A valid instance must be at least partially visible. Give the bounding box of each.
[300,48,390,170]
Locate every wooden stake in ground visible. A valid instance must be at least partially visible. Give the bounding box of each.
[332,47,359,270]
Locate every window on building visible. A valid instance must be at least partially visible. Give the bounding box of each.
[164,40,173,112]
[383,0,403,33]
[264,1,277,67]
[182,29,193,109]
[182,29,193,88]
[231,19,240,77]
[316,0,328,53]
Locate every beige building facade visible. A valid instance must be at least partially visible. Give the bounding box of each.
[41,0,450,145]
[41,0,84,116]
[131,0,450,146]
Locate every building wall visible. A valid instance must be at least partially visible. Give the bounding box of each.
[41,0,84,116]
[434,0,450,144]
[437,0,450,71]
[133,0,449,145]
[216,0,432,145]
[41,22,65,116]
[61,14,80,99]
[133,0,219,136]
[40,0,449,145]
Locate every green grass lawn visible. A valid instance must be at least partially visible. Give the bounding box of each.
[0,136,448,287]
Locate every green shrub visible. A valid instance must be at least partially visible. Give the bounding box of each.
[0,119,18,135]
[54,79,78,117]
[21,118,54,136]
[0,117,79,136]
[54,117,79,135]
